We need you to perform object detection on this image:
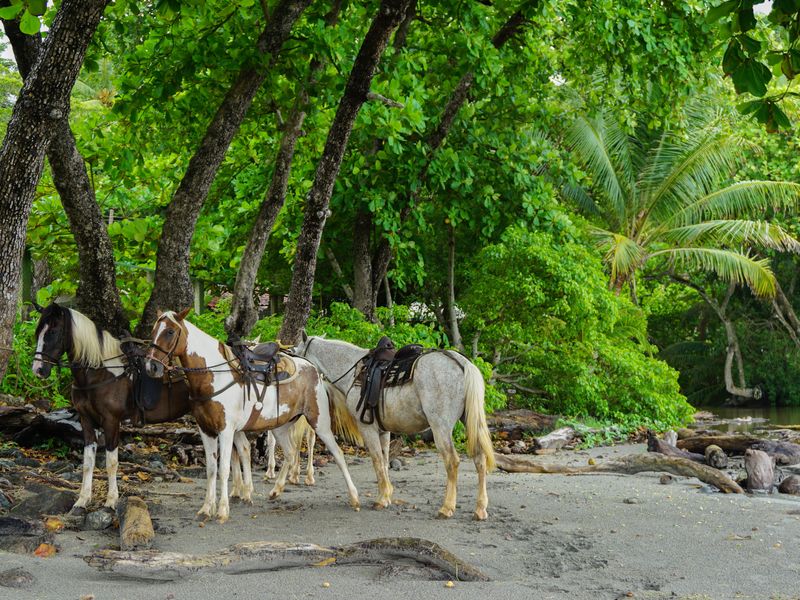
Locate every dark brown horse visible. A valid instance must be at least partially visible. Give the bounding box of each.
[32,303,250,513]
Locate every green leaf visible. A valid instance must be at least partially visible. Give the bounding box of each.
[28,0,46,16]
[737,34,761,55]
[737,7,757,32]
[18,9,40,34]
[731,60,772,96]
[706,0,739,24]
[722,39,745,75]
[737,99,763,115]
[0,3,23,19]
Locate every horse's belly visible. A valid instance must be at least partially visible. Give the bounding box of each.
[372,393,429,433]
[238,387,294,431]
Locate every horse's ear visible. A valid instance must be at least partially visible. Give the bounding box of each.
[31,300,43,313]
[301,329,308,342]
[156,309,163,318]
[176,307,192,321]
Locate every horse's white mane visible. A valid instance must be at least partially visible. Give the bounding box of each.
[68,308,122,368]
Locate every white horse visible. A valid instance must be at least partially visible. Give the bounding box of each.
[144,310,359,523]
[295,334,495,520]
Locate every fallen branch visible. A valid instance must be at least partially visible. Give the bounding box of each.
[647,430,704,463]
[84,537,488,582]
[117,496,154,551]
[494,452,744,494]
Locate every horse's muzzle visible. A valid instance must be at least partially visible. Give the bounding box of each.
[144,358,164,379]
[31,360,51,379]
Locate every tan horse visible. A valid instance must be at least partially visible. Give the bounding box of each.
[144,309,359,523]
[295,334,495,520]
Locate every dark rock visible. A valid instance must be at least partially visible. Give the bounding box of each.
[9,483,76,518]
[0,516,54,553]
[0,491,11,510]
[623,497,642,505]
[0,459,15,470]
[44,460,73,474]
[83,508,114,531]
[0,476,12,488]
[149,459,166,471]
[14,456,41,468]
[659,474,674,485]
[390,459,402,471]
[0,448,22,460]
[0,567,36,589]
[779,475,800,495]
[61,471,82,482]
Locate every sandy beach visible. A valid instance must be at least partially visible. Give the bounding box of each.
[3,443,800,600]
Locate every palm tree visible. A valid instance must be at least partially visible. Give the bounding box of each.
[564,108,800,400]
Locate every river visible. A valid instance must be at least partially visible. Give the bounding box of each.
[694,405,800,433]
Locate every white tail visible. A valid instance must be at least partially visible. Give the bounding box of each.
[463,360,496,471]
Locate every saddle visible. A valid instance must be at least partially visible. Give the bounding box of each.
[355,336,425,429]
[227,337,295,407]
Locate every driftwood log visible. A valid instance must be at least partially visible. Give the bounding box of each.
[678,435,800,465]
[534,427,576,451]
[744,449,774,493]
[704,445,728,469]
[12,409,84,448]
[647,431,705,463]
[663,430,678,447]
[117,496,154,551]
[486,409,557,439]
[495,453,744,493]
[84,537,489,582]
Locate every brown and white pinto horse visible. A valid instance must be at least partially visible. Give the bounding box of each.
[31,303,251,513]
[144,309,359,523]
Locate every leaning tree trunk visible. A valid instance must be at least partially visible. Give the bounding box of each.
[352,210,376,321]
[278,0,414,344]
[136,0,311,337]
[368,2,535,293]
[225,0,343,339]
[0,0,111,380]
[2,17,128,335]
[446,224,463,350]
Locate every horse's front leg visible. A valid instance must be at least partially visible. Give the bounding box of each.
[102,417,121,509]
[72,414,98,515]
[361,426,393,509]
[215,428,237,523]
[198,432,219,519]
[264,431,277,480]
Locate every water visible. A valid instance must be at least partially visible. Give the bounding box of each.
[694,405,800,433]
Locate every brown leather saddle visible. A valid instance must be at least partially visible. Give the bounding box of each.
[228,338,293,407]
[355,336,425,429]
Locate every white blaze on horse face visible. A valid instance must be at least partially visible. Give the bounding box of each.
[32,324,48,374]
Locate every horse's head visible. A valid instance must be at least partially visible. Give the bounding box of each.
[32,303,71,378]
[145,308,191,378]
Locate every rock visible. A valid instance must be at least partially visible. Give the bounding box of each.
[14,456,41,468]
[779,475,800,495]
[0,459,15,470]
[659,474,674,485]
[83,509,115,531]
[0,448,22,460]
[0,567,36,589]
[623,497,642,504]
[0,516,54,554]
[44,460,73,474]
[390,459,402,471]
[0,491,11,510]
[9,483,76,518]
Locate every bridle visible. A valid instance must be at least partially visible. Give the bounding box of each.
[146,320,184,371]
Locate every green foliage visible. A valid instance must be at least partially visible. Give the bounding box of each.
[462,225,693,426]
[1,315,70,408]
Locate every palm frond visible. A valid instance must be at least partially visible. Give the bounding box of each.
[561,182,601,215]
[649,247,776,297]
[591,228,646,283]
[669,180,800,224]
[566,113,633,228]
[661,220,800,253]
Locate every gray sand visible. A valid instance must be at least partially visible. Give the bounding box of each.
[3,444,800,600]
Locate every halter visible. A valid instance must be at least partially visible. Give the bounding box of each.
[147,322,183,370]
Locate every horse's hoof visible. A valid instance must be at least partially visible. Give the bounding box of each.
[305,476,316,486]
[69,506,87,517]
[372,501,388,510]
[216,514,229,524]
[436,508,454,519]
[473,509,488,521]
[196,508,213,520]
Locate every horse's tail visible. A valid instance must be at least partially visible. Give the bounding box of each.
[463,359,496,471]
[291,415,310,448]
[326,380,363,447]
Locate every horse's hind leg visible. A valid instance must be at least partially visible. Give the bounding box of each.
[268,424,296,500]
[430,425,459,519]
[215,428,236,523]
[304,426,316,486]
[231,432,253,503]
[264,431,277,480]
[102,417,121,510]
[313,422,359,511]
[472,451,489,521]
[230,445,243,500]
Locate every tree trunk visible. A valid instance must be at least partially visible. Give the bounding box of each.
[446,224,463,350]
[117,496,155,551]
[0,0,111,380]
[352,209,375,320]
[137,0,311,336]
[225,0,343,339]
[369,2,535,289]
[279,0,414,344]
[5,11,128,335]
